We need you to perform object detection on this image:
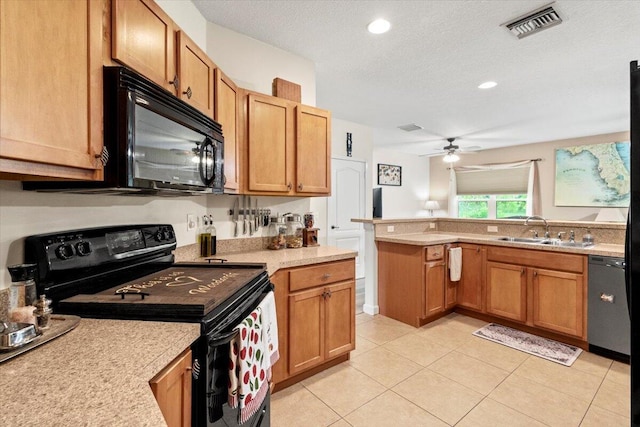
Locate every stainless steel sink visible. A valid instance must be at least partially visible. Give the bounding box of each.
[495,237,549,244]
[495,236,594,248]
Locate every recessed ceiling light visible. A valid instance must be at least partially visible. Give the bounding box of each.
[478,81,498,89]
[367,19,391,34]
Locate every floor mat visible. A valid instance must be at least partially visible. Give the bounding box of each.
[473,323,582,366]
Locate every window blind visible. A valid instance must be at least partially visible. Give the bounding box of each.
[456,166,530,195]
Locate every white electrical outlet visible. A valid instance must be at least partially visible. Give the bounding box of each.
[487,225,499,233]
[429,223,436,229]
[387,225,395,232]
[187,214,197,231]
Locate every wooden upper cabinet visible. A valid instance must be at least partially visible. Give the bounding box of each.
[215,69,240,192]
[177,31,214,118]
[295,105,331,194]
[247,93,294,193]
[0,0,104,180]
[112,0,176,93]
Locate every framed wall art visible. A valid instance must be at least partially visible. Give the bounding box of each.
[377,163,402,186]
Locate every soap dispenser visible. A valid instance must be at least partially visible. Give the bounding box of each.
[583,229,594,245]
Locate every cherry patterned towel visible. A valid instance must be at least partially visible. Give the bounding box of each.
[228,306,270,424]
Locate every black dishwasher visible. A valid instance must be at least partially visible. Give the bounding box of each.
[588,255,630,361]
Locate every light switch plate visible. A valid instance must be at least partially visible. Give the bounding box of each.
[187,214,197,231]
[387,225,395,232]
[487,225,499,233]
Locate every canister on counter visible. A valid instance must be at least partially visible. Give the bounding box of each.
[285,214,304,248]
[7,264,38,325]
[267,215,287,250]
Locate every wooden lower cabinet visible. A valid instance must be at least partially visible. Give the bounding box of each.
[425,260,445,317]
[486,261,527,323]
[532,268,584,338]
[150,348,192,427]
[272,259,355,389]
[456,244,485,311]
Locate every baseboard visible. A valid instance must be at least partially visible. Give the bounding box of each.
[363,304,379,315]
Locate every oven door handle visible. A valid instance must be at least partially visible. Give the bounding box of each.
[208,328,239,347]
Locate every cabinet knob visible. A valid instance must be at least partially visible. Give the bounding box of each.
[476,247,480,253]
[169,75,179,90]
[287,182,292,190]
[322,273,332,280]
[183,86,193,99]
[533,270,538,277]
[521,268,525,275]
[298,183,303,191]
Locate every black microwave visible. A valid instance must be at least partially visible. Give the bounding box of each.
[24,66,224,196]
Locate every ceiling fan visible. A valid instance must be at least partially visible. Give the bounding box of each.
[420,137,481,162]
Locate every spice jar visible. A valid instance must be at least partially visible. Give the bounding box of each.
[7,264,38,325]
[267,216,287,250]
[285,214,304,248]
[33,294,52,331]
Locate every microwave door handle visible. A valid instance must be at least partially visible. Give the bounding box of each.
[198,137,215,187]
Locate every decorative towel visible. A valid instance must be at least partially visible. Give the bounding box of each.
[258,291,280,368]
[228,306,270,424]
[449,247,462,281]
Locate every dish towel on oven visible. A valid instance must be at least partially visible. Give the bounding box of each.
[449,247,462,282]
[258,291,280,368]
[228,304,271,424]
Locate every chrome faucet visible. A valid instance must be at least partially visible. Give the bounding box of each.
[569,230,575,243]
[524,216,550,238]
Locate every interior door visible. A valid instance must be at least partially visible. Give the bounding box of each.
[327,158,366,279]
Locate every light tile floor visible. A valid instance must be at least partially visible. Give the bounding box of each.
[271,312,630,426]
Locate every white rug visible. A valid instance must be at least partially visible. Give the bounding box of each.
[473,323,582,366]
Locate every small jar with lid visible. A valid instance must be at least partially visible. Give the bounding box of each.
[285,214,304,249]
[33,294,53,332]
[7,263,38,325]
[267,215,287,250]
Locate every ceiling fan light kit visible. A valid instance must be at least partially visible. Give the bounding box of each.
[443,152,460,163]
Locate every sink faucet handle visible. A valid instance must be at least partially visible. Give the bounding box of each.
[529,229,539,238]
[557,231,566,240]
[569,230,575,242]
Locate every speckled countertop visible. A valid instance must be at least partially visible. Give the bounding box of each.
[181,246,358,275]
[0,318,200,426]
[375,232,624,257]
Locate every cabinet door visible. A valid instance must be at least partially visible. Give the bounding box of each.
[270,271,288,384]
[532,268,584,338]
[150,348,192,427]
[325,281,355,359]
[295,105,331,194]
[457,244,484,311]
[215,69,240,193]
[425,261,445,317]
[288,287,325,375]
[112,0,176,93]
[177,31,214,117]
[486,262,527,323]
[247,93,294,193]
[0,0,103,180]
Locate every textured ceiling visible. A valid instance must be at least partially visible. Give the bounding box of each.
[193,0,640,155]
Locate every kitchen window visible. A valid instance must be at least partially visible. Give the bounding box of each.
[458,194,527,219]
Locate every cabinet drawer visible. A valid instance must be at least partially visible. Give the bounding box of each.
[289,260,355,292]
[425,245,444,261]
[486,246,585,273]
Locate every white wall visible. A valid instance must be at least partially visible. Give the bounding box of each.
[156,0,208,51]
[372,148,431,218]
[429,131,630,221]
[206,23,316,106]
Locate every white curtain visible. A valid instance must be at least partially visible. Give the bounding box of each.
[448,167,458,217]
[448,159,541,216]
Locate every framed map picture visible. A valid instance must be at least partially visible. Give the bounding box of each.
[378,164,402,186]
[555,141,630,207]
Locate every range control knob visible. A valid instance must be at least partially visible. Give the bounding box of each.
[55,243,75,260]
[163,229,172,240]
[75,241,92,256]
[155,230,164,242]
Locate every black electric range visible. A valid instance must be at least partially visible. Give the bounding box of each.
[24,224,271,427]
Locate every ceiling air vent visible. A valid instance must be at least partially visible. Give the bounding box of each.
[397,123,423,132]
[502,2,563,39]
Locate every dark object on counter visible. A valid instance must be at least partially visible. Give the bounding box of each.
[373,187,383,218]
[24,224,272,427]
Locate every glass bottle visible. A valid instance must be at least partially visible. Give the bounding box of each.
[285,214,304,248]
[208,214,217,255]
[7,264,38,325]
[198,216,212,257]
[267,215,286,250]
